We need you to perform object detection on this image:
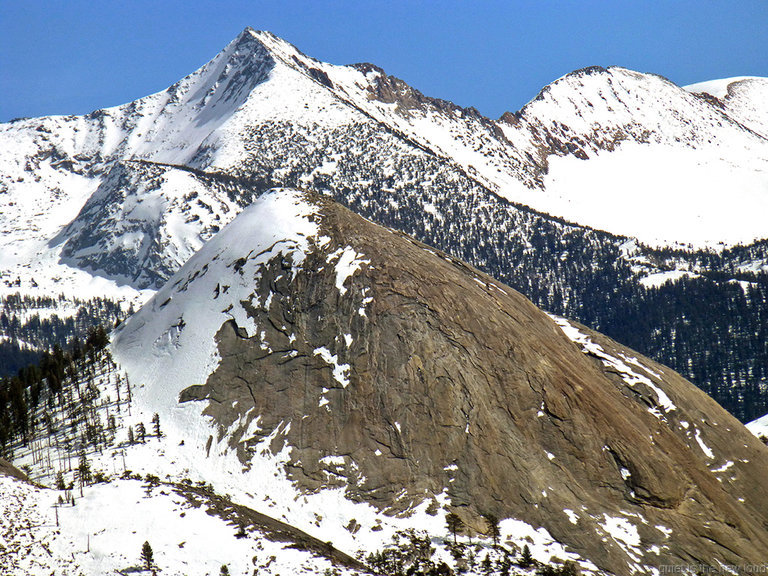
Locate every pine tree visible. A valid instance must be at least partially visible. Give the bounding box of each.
[482,553,493,575]
[483,512,500,548]
[140,540,154,571]
[77,451,91,488]
[220,565,230,576]
[446,512,463,544]
[498,550,513,576]
[128,426,135,445]
[136,422,146,443]
[151,413,161,438]
[520,544,533,568]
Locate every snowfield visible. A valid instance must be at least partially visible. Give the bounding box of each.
[0,474,360,576]
[540,142,768,248]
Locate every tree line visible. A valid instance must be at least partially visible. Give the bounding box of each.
[0,325,110,455]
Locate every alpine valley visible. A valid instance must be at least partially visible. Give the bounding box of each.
[1,28,768,575]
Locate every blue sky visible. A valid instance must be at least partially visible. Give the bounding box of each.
[2,1,767,122]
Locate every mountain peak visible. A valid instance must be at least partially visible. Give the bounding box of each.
[224,25,273,56]
[113,188,768,571]
[236,27,281,48]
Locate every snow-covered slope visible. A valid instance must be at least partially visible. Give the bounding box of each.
[255,35,768,248]
[0,29,278,304]
[539,140,768,248]
[2,27,768,421]
[685,76,764,99]
[268,47,768,248]
[501,67,768,248]
[54,161,243,289]
[106,188,768,573]
[0,28,454,300]
[112,188,322,399]
[746,412,768,441]
[2,28,767,304]
[0,473,361,576]
[686,76,768,140]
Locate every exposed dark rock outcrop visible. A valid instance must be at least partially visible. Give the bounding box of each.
[176,191,768,573]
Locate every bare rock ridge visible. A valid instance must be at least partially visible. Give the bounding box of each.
[3,27,768,424]
[115,189,768,574]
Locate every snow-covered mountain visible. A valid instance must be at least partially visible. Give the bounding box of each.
[5,188,768,574]
[4,28,767,290]
[1,28,767,421]
[685,76,768,139]
[511,68,768,248]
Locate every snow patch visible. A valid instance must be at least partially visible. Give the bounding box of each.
[746,412,768,440]
[694,428,715,459]
[563,509,579,525]
[327,246,370,296]
[639,270,699,288]
[599,514,642,562]
[313,346,351,388]
[549,314,676,414]
[711,461,734,473]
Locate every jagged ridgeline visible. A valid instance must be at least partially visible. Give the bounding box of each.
[1,27,767,427]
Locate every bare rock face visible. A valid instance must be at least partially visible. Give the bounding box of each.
[169,192,768,573]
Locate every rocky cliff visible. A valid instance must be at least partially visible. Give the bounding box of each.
[114,188,768,574]
[2,28,768,423]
